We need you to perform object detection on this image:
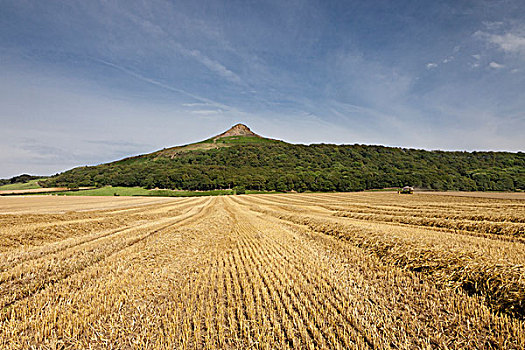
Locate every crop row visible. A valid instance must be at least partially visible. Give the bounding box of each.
[237,196,525,319]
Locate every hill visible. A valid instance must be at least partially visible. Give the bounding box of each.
[42,124,525,192]
[0,175,46,190]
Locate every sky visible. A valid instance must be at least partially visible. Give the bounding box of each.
[1,0,524,177]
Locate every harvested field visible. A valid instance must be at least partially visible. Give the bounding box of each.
[1,193,524,349]
[418,191,525,200]
[0,195,172,214]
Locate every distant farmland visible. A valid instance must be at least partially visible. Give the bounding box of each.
[0,192,524,348]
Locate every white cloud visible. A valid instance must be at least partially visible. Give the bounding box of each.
[472,54,481,60]
[469,62,480,69]
[182,103,210,107]
[426,62,438,69]
[190,109,222,115]
[475,29,525,56]
[442,56,454,64]
[488,32,525,53]
[489,61,505,69]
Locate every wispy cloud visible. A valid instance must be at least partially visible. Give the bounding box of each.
[490,32,525,54]
[489,61,505,69]
[475,28,525,56]
[123,11,243,85]
[190,109,222,115]
[93,58,237,111]
[187,49,242,84]
[182,103,210,107]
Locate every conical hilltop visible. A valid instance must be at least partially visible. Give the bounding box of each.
[214,123,261,139]
[154,123,279,157]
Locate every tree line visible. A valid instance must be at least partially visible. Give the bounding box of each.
[42,143,525,192]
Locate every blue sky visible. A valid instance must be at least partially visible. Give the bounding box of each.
[1,0,524,177]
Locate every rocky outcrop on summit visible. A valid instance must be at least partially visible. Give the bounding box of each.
[214,124,260,139]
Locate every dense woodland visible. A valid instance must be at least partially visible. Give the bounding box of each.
[42,142,525,192]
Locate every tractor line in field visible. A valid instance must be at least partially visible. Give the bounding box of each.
[0,198,213,311]
[0,197,207,272]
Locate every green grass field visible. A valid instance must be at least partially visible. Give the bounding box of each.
[0,179,43,191]
[49,187,152,196]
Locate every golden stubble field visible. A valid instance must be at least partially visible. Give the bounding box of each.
[0,192,524,349]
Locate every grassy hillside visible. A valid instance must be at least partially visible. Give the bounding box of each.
[0,178,43,191]
[42,140,525,192]
[154,135,285,158]
[213,135,283,145]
